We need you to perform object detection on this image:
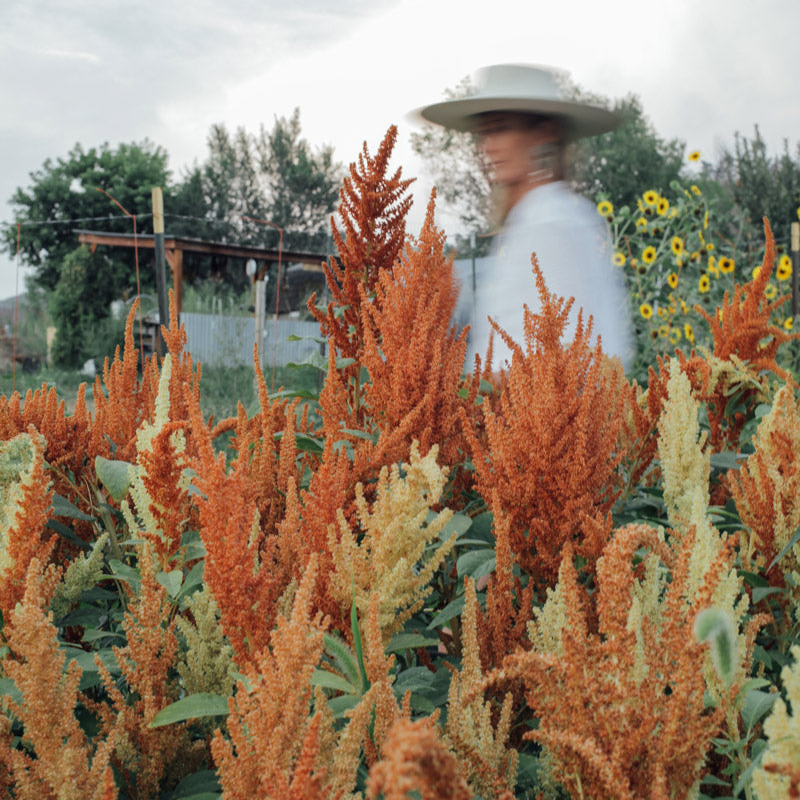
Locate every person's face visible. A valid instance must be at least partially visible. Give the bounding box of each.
[475,113,555,187]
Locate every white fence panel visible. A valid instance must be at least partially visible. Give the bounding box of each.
[181,312,323,368]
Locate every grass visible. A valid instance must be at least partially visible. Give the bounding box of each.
[0,363,323,424]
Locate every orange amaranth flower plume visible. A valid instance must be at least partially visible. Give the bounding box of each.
[1,559,117,800]
[461,258,629,586]
[187,378,295,665]
[367,717,477,800]
[307,127,413,429]
[94,547,193,800]
[682,219,798,454]
[211,558,339,800]
[359,191,470,468]
[0,432,58,620]
[308,126,413,364]
[485,524,748,800]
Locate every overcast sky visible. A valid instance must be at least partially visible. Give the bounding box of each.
[2,0,799,301]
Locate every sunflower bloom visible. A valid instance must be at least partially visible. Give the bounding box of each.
[685,323,695,344]
[689,150,701,162]
[691,184,701,196]
[765,283,778,300]
[643,190,659,206]
[657,197,670,216]
[669,328,682,344]
[640,303,654,320]
[596,200,613,217]
[636,217,648,230]
[612,252,626,267]
[658,324,669,338]
[699,275,710,293]
[642,246,657,264]
[785,318,794,331]
[719,256,735,274]
[752,266,761,280]
[668,272,679,288]
[671,237,684,256]
[708,258,719,277]
[778,254,792,281]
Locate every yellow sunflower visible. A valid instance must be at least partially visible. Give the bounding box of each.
[671,236,684,256]
[658,324,669,338]
[691,184,701,196]
[688,150,701,162]
[613,252,626,267]
[778,254,792,281]
[657,197,670,216]
[719,256,734,274]
[667,272,679,288]
[640,303,654,319]
[596,200,614,217]
[643,190,659,206]
[708,257,719,277]
[642,246,657,264]
[706,242,715,251]
[669,328,682,344]
[684,323,695,344]
[752,266,761,280]
[785,317,794,331]
[636,217,648,230]
[765,283,778,300]
[699,275,710,293]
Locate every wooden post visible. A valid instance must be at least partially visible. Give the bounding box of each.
[152,187,169,355]
[792,221,799,319]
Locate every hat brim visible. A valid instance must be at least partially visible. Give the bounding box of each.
[414,96,619,140]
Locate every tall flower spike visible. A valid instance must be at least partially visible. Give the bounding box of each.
[188,385,292,665]
[483,523,750,800]
[446,577,518,799]
[212,558,347,800]
[326,443,458,642]
[753,645,800,799]
[730,382,800,576]
[307,126,414,428]
[461,257,629,586]
[367,717,476,800]
[0,431,58,619]
[682,219,798,454]
[95,545,192,800]
[359,190,470,468]
[2,559,117,800]
[308,126,413,362]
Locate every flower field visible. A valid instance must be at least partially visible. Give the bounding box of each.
[3,128,800,799]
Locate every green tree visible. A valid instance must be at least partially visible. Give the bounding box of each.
[254,108,342,251]
[571,95,686,212]
[49,245,125,368]
[4,140,171,294]
[711,127,800,250]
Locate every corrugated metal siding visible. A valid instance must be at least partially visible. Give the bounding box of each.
[181,313,323,367]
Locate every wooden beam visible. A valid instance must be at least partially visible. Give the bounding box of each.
[76,230,328,266]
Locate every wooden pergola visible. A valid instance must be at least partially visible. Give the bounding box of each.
[76,229,330,314]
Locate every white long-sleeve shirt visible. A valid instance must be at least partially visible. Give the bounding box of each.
[466,181,634,371]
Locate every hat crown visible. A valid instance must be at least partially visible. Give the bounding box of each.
[474,64,564,102]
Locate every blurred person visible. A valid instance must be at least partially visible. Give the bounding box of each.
[415,63,634,371]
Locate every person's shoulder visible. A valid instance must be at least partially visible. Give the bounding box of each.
[514,181,597,227]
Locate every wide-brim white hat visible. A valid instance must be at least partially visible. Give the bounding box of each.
[415,64,619,140]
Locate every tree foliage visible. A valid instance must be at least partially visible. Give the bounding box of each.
[711,126,800,249]
[571,94,685,211]
[4,140,171,293]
